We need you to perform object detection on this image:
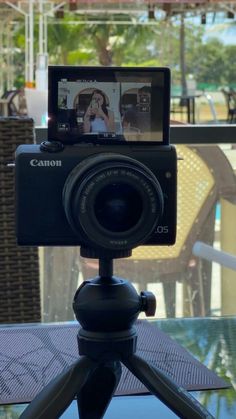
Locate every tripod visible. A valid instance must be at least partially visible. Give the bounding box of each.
[20,250,213,419]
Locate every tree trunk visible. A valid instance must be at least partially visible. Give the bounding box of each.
[98,47,112,66]
[94,27,113,66]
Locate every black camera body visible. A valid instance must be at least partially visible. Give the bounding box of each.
[15,142,177,251]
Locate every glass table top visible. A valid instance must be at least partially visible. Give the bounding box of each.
[0,316,235,418]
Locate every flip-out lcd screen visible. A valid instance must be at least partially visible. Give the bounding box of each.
[48,66,170,144]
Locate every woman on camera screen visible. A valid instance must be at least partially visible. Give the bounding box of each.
[83,89,115,134]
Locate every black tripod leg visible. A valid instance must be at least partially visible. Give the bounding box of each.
[123,354,214,419]
[20,356,96,419]
[77,361,122,419]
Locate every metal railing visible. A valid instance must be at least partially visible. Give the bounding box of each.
[35,124,236,145]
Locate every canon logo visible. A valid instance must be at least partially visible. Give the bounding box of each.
[30,159,62,167]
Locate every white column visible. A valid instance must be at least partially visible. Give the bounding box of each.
[28,0,34,87]
[6,1,33,87]
[36,0,48,90]
[6,22,14,90]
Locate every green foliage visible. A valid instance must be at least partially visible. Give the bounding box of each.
[189,39,227,85]
[223,45,236,85]
[47,18,87,65]
[11,15,236,89]
[67,49,95,65]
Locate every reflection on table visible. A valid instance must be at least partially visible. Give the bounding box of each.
[0,316,235,418]
[158,316,236,419]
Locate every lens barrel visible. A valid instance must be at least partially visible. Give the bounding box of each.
[63,153,164,251]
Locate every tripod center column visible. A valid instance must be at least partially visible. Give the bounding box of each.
[99,258,113,279]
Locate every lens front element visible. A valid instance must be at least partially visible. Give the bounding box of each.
[94,183,143,233]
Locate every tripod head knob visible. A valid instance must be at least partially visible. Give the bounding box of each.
[140,291,156,317]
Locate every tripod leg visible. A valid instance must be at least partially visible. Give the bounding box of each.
[77,361,122,419]
[123,354,214,419]
[20,356,96,419]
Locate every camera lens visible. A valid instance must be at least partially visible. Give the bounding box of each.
[63,153,164,251]
[94,183,143,233]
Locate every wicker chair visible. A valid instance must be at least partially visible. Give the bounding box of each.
[0,117,40,323]
[119,145,236,317]
[80,145,236,318]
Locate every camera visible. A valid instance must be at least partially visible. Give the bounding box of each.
[15,142,176,251]
[15,66,177,252]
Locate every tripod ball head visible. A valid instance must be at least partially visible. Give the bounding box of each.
[73,276,144,332]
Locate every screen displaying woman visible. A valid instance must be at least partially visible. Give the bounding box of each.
[83,89,115,134]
